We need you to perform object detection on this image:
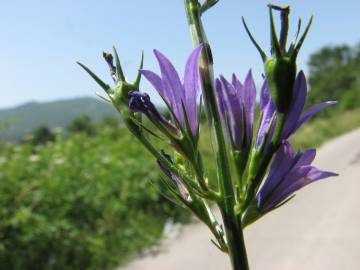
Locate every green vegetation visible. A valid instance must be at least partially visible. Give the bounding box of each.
[0,119,188,270]
[308,43,360,112]
[68,115,96,136]
[30,126,56,146]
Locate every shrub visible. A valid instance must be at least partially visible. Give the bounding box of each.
[0,128,188,270]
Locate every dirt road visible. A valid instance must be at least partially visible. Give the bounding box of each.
[122,128,360,270]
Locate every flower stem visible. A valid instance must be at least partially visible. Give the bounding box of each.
[184,1,249,269]
[243,114,286,209]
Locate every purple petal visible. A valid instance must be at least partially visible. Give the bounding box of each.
[293,149,316,167]
[183,44,203,135]
[257,80,276,146]
[306,167,338,181]
[220,75,243,148]
[240,70,256,147]
[232,73,243,90]
[293,101,338,133]
[266,166,337,212]
[263,166,312,211]
[281,71,308,139]
[216,78,227,122]
[271,167,337,209]
[216,78,234,143]
[153,49,185,126]
[257,142,295,203]
[231,73,245,113]
[262,116,276,153]
[140,70,168,102]
[231,73,244,113]
[259,80,271,110]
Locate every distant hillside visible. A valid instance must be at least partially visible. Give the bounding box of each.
[0,97,118,141]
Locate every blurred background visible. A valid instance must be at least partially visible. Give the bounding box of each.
[1,0,360,269]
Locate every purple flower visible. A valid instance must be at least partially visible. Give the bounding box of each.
[129,90,161,117]
[128,90,178,134]
[215,71,256,150]
[140,45,203,137]
[157,150,192,202]
[256,71,337,147]
[281,71,338,139]
[256,141,338,212]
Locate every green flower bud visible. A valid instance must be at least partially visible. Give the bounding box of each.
[265,56,296,113]
[243,3,313,114]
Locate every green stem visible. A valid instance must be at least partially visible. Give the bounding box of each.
[184,1,249,269]
[219,201,249,269]
[243,114,286,209]
[232,150,249,201]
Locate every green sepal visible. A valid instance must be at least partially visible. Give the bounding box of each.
[268,5,282,58]
[291,16,313,61]
[242,17,267,62]
[77,62,111,93]
[112,46,126,82]
[134,50,144,88]
[200,0,219,14]
[287,18,302,56]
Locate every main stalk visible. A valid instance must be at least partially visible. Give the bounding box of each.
[184,1,249,269]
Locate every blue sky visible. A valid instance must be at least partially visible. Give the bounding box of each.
[1,0,360,108]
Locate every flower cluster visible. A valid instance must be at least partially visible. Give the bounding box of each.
[79,41,338,231]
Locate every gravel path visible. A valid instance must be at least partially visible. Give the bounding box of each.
[121,128,360,270]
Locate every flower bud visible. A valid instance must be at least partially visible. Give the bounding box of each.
[265,56,296,113]
[242,3,313,114]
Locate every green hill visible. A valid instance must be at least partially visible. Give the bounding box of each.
[0,97,118,141]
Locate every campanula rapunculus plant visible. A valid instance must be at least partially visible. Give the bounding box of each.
[79,1,338,269]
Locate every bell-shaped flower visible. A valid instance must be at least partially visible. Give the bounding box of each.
[215,71,256,151]
[256,141,337,212]
[256,71,337,149]
[140,45,203,137]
